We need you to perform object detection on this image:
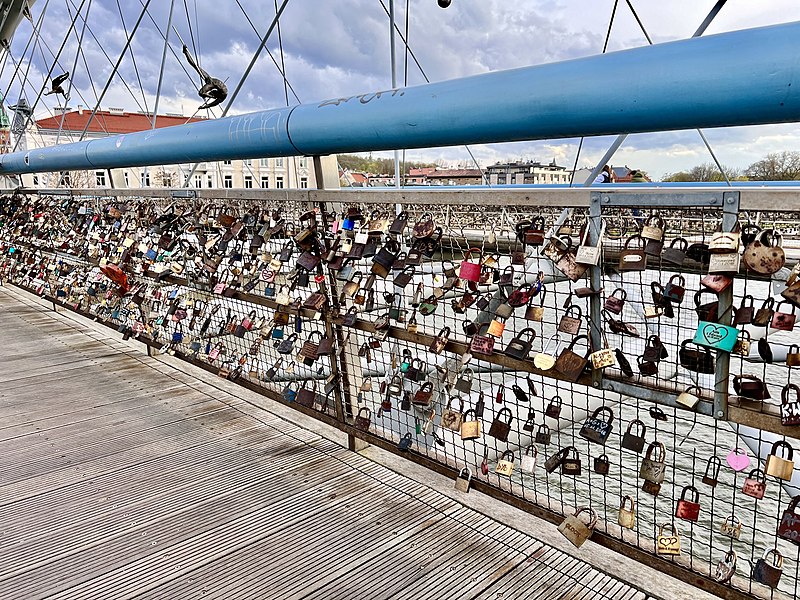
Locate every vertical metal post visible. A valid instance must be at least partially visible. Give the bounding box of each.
[714,190,740,420]
[588,192,604,388]
[389,0,400,189]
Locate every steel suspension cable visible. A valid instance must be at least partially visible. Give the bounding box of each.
[114,0,149,113]
[57,0,94,145]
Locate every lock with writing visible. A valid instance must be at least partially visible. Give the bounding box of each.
[495,451,516,476]
[778,495,800,544]
[558,507,596,548]
[640,441,666,485]
[561,446,582,475]
[675,485,701,522]
[656,523,681,556]
[720,515,743,540]
[742,468,767,499]
[579,406,614,445]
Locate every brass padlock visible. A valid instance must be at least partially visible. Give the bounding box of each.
[641,215,665,241]
[618,495,635,529]
[460,409,481,440]
[558,507,597,548]
[656,523,681,556]
[454,467,472,493]
[495,450,516,476]
[765,440,795,481]
[720,515,742,540]
[441,396,464,432]
[676,385,702,409]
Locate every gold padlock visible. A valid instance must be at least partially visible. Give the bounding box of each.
[495,450,516,476]
[765,441,795,481]
[656,523,681,556]
[460,409,481,440]
[676,385,702,409]
[558,507,597,548]
[590,347,616,369]
[643,304,664,319]
[487,317,506,337]
[720,515,742,540]
[618,495,636,529]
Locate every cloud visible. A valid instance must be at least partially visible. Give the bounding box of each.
[5,0,800,178]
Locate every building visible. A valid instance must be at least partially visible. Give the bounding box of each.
[426,168,483,186]
[486,160,570,185]
[16,107,323,190]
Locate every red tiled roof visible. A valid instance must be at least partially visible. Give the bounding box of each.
[35,110,205,134]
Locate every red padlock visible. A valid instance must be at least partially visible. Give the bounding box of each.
[675,485,701,522]
[459,247,483,283]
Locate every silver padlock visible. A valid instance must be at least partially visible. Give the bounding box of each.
[454,467,472,493]
[520,445,538,474]
[713,550,737,583]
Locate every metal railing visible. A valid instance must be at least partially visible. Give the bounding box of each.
[3,185,800,600]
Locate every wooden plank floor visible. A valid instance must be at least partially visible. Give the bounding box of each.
[0,286,648,600]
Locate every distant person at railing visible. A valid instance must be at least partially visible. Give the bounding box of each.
[594,164,614,184]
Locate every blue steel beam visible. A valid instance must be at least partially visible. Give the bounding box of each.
[3,20,800,175]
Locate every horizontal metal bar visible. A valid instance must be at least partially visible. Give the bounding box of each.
[602,379,715,417]
[591,191,725,207]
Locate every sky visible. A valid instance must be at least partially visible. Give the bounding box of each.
[4,0,800,179]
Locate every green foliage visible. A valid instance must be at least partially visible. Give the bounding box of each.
[661,163,744,182]
[337,154,435,176]
[745,151,800,181]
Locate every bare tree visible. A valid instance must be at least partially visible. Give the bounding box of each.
[745,151,800,181]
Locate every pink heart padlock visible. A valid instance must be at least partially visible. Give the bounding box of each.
[726,448,750,472]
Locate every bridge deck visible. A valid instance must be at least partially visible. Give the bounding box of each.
[0,285,652,600]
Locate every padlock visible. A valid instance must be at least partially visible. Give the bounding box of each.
[579,406,614,445]
[428,327,451,355]
[753,297,775,327]
[460,409,481,440]
[778,495,800,544]
[752,548,783,589]
[522,408,536,432]
[621,419,646,453]
[589,346,616,370]
[459,248,482,282]
[545,396,562,419]
[525,286,546,321]
[708,251,741,274]
[713,550,737,584]
[663,274,686,303]
[470,323,495,356]
[702,455,721,488]
[495,450,516,476]
[488,407,513,442]
[733,294,755,325]
[413,382,434,406]
[454,467,472,493]
[720,515,743,540]
[454,368,474,394]
[617,495,635,529]
[661,237,688,265]
[640,441,666,484]
[535,423,551,445]
[398,432,413,452]
[296,380,318,408]
[743,229,785,276]
[732,330,751,356]
[421,409,436,435]
[487,316,506,337]
[675,485,701,522]
[504,328,536,360]
[520,446,537,473]
[618,235,647,271]
[742,468,767,499]
[641,214,665,241]
[557,304,582,335]
[642,335,668,362]
[441,396,464,432]
[772,300,797,331]
[765,440,794,481]
[781,383,800,426]
[544,447,567,472]
[656,523,681,556]
[557,507,596,548]
[561,446,581,475]
[603,287,626,314]
[593,454,610,476]
[354,407,371,430]
[643,479,662,498]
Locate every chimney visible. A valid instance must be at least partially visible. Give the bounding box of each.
[78,105,84,115]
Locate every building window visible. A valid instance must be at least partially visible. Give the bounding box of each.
[32,174,39,186]
[260,176,269,188]
[194,174,203,188]
[275,176,284,189]
[140,171,150,187]
[206,175,213,188]
[124,172,130,187]
[244,158,252,166]
[275,157,284,167]
[60,171,71,187]
[223,160,232,165]
[95,171,106,186]
[299,157,307,168]
[244,175,253,189]
[223,175,233,188]
[300,176,308,189]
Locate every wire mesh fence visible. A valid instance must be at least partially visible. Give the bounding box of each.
[2,187,800,599]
